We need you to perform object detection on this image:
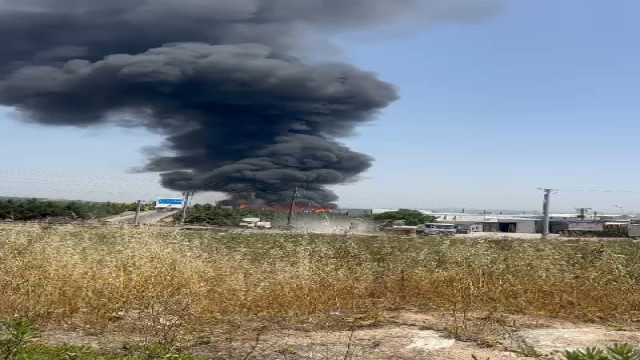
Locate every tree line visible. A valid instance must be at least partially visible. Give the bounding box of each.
[184,204,351,226]
[0,198,150,221]
[183,205,438,227]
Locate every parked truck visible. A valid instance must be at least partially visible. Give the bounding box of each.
[420,223,457,236]
[379,220,418,236]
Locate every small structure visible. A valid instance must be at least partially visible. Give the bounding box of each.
[483,217,537,233]
[431,215,486,233]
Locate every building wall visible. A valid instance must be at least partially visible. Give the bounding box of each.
[456,223,484,232]
[516,221,536,233]
[482,221,536,233]
[483,223,499,232]
[344,209,373,217]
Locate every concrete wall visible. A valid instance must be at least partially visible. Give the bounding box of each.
[483,222,499,232]
[344,209,373,217]
[516,221,537,233]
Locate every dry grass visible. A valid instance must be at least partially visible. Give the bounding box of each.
[1,224,640,336]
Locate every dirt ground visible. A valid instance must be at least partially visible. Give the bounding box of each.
[39,311,640,359]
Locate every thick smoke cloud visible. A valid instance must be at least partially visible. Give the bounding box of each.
[0,0,500,207]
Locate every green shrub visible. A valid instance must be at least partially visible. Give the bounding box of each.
[0,319,39,360]
[564,344,640,360]
[371,209,437,226]
[0,319,203,360]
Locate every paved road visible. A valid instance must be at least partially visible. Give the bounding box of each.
[106,210,179,225]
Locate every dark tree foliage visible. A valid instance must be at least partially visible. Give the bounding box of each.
[371,209,438,226]
[184,205,350,226]
[0,199,140,220]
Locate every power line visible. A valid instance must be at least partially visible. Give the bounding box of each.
[0,177,164,189]
[0,178,324,198]
[0,185,174,198]
[0,169,159,182]
[556,188,640,194]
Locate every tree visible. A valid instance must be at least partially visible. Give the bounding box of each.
[371,209,437,226]
[0,199,132,221]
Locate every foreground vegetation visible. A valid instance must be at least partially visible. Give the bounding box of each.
[0,318,204,360]
[2,225,640,332]
[4,317,640,360]
[564,345,640,360]
[4,318,640,360]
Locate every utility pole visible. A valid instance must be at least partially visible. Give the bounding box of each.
[287,186,298,226]
[540,188,554,239]
[133,200,142,226]
[180,191,195,225]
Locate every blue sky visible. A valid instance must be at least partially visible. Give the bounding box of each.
[1,0,639,212]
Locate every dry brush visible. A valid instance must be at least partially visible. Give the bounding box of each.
[1,225,640,333]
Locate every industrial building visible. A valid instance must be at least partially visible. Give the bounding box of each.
[341,207,638,235]
[482,217,537,233]
[432,214,538,234]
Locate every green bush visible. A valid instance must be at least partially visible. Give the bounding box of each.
[20,344,205,360]
[371,209,437,226]
[0,319,39,360]
[0,319,204,360]
[564,344,640,360]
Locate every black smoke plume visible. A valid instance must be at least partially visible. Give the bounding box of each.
[0,0,500,207]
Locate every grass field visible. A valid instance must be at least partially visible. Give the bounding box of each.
[1,224,640,348]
